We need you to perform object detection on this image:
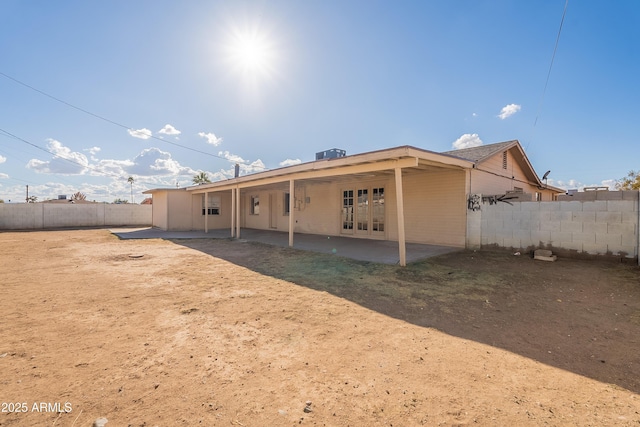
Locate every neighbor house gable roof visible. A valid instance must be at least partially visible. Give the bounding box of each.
[441,140,518,163]
[442,140,563,193]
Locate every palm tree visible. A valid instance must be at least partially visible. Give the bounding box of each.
[193,171,211,185]
[71,191,87,201]
[127,176,135,203]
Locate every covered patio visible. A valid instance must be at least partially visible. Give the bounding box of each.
[111,227,460,265]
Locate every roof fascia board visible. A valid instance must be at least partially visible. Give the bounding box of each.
[189,157,420,193]
[189,147,473,194]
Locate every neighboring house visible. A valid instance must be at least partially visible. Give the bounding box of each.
[144,140,563,265]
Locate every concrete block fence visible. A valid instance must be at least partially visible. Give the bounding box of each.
[468,192,639,263]
[0,203,152,230]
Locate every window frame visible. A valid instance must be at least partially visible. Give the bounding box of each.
[250,195,260,215]
[202,194,221,216]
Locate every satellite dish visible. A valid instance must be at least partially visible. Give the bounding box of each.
[542,170,551,180]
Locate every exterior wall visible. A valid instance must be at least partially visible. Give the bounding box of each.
[471,150,556,201]
[0,203,152,230]
[239,182,343,235]
[475,194,639,260]
[232,168,467,247]
[152,191,169,230]
[192,192,233,231]
[165,191,196,231]
[291,181,342,235]
[402,169,467,246]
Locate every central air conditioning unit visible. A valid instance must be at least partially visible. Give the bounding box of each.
[316,148,346,160]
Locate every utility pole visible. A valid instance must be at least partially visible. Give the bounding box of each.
[26,185,28,203]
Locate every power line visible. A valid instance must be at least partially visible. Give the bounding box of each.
[533,0,569,130]
[0,71,268,170]
[0,127,125,180]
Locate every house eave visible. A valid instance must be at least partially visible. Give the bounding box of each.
[187,145,473,194]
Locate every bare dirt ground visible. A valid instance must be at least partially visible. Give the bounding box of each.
[0,229,639,427]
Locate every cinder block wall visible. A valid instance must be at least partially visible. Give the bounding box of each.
[0,204,152,230]
[476,193,639,260]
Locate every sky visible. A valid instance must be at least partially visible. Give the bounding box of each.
[0,0,638,203]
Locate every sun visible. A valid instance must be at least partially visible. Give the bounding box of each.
[226,29,275,77]
[234,36,268,71]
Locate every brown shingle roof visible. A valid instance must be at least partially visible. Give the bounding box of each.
[441,140,518,163]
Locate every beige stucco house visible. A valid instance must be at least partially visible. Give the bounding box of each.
[144,140,563,265]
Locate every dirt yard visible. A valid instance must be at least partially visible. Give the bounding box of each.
[0,229,639,426]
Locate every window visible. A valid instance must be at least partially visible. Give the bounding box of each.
[513,187,523,193]
[535,192,542,201]
[342,190,354,230]
[202,195,221,215]
[372,187,385,232]
[283,192,290,215]
[250,196,260,215]
[357,189,368,231]
[502,151,508,169]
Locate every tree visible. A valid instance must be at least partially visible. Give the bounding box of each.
[193,171,211,185]
[71,191,87,201]
[127,176,135,203]
[0,199,4,203]
[113,198,129,204]
[615,170,640,191]
[27,195,38,203]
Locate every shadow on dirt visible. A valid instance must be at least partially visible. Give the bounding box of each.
[176,238,640,394]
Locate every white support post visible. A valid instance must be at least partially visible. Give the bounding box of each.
[395,167,407,266]
[289,179,295,247]
[236,186,241,239]
[204,192,208,234]
[231,188,236,238]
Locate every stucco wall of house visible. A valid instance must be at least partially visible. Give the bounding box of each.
[152,191,168,230]
[0,203,152,230]
[470,150,556,201]
[291,180,342,235]
[475,193,639,260]
[191,191,233,231]
[164,191,195,231]
[401,168,467,247]
[231,168,468,247]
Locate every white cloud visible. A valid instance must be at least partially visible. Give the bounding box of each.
[85,147,101,155]
[242,159,266,174]
[547,178,617,192]
[279,158,302,167]
[127,128,153,140]
[218,150,246,163]
[199,132,223,146]
[498,104,521,120]
[0,155,6,164]
[128,148,197,177]
[27,139,89,175]
[0,172,8,179]
[158,124,181,136]
[214,150,267,177]
[452,133,483,150]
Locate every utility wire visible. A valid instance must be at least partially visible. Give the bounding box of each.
[533,0,569,129]
[0,127,125,180]
[0,71,267,170]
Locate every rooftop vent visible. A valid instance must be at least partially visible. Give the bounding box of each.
[316,148,346,160]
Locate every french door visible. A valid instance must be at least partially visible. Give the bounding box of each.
[342,187,384,236]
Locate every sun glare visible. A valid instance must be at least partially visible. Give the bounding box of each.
[226,29,275,78]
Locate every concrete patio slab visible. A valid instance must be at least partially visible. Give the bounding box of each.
[110,227,460,265]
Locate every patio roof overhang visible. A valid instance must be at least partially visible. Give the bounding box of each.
[187,146,473,194]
